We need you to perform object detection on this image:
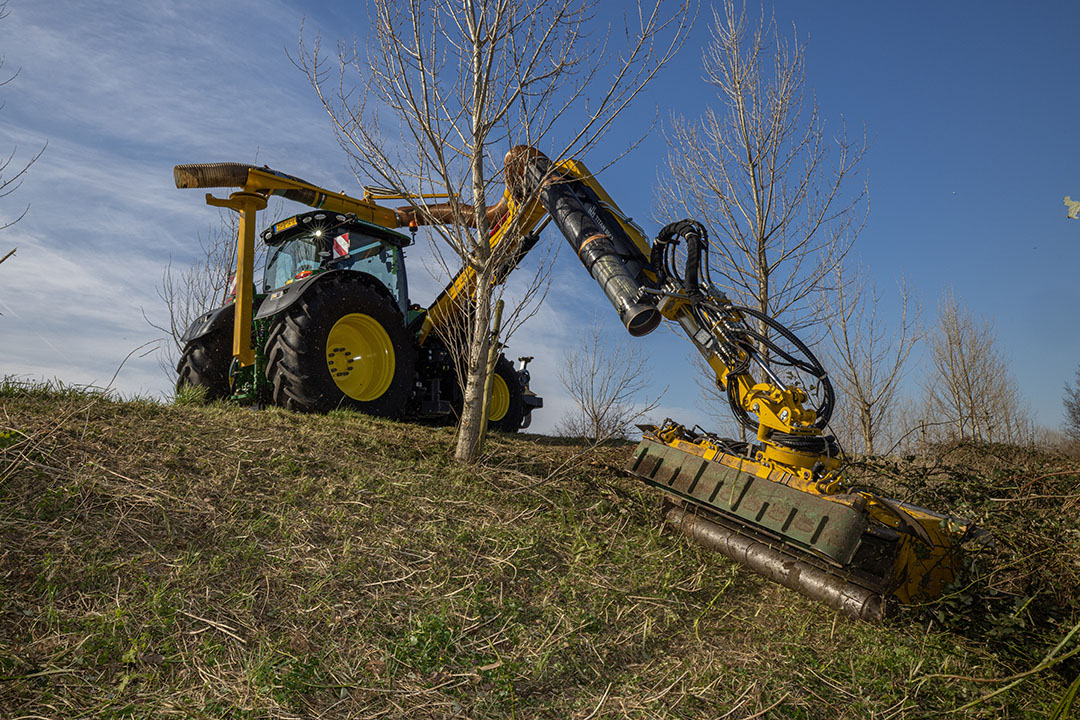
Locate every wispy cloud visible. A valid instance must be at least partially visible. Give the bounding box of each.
[0,0,356,397]
[0,0,716,434]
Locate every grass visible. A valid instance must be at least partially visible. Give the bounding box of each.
[0,382,1077,718]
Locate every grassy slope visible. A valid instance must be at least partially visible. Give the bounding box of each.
[0,386,1077,719]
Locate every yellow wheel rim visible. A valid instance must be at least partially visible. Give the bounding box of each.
[325,313,396,401]
[488,373,510,422]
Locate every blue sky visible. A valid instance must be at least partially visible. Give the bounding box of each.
[1,1,1078,437]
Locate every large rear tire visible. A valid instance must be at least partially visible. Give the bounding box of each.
[264,275,416,416]
[176,329,231,401]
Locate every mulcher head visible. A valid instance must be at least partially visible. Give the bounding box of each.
[626,423,975,621]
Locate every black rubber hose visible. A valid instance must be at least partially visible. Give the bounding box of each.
[726,371,757,433]
[654,219,709,295]
[739,324,821,374]
[683,226,702,296]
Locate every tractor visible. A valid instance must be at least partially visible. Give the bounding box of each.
[173,162,541,431]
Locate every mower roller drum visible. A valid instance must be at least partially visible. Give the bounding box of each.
[264,274,416,416]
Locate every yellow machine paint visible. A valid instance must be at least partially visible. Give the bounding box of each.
[175,163,404,368]
[488,373,511,422]
[415,190,549,345]
[175,156,546,428]
[203,191,266,366]
[175,157,551,359]
[635,419,968,616]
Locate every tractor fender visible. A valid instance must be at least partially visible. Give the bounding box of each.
[180,302,234,344]
[254,270,398,321]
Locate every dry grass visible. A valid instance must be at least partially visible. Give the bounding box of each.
[0,382,1077,718]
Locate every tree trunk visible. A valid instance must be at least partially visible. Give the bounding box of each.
[859,402,874,455]
[454,271,493,462]
[454,40,494,464]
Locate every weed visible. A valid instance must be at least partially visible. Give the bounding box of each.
[172,382,207,406]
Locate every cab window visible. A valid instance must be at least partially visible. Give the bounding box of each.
[263,235,320,292]
[333,234,407,311]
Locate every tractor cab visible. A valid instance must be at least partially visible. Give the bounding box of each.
[261,211,413,313]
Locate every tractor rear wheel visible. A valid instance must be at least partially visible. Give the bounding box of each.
[487,354,525,432]
[176,329,231,401]
[446,353,527,431]
[264,275,415,416]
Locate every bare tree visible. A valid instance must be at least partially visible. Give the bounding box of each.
[657,0,866,338]
[1064,366,1080,444]
[297,0,689,463]
[557,317,662,441]
[146,212,240,378]
[148,190,287,382]
[924,290,1033,445]
[0,1,45,244]
[818,262,923,455]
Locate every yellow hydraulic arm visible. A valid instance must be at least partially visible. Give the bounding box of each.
[173,149,659,362]
[398,150,658,346]
[396,146,664,350]
[173,153,832,472]
[395,147,839,479]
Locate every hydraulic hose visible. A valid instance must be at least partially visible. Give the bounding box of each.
[653,219,710,295]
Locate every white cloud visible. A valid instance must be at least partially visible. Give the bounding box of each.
[0,0,351,398]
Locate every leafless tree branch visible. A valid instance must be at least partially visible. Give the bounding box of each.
[817,261,923,454]
[1064,366,1080,445]
[657,0,867,341]
[922,290,1033,445]
[557,317,664,440]
[0,2,45,236]
[294,0,690,462]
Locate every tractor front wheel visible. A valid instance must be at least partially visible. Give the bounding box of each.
[264,275,416,416]
[176,329,231,401]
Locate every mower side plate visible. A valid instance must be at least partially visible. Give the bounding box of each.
[627,439,868,566]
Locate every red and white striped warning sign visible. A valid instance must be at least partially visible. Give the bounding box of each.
[333,233,350,258]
